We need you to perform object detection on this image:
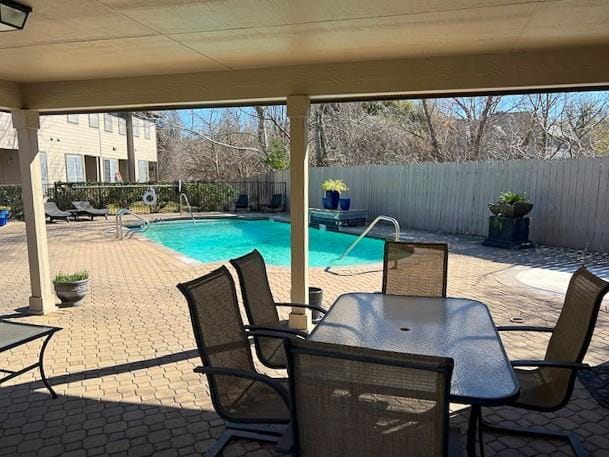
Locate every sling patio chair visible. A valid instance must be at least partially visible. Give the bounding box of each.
[481,266,609,457]
[71,201,109,220]
[45,201,71,223]
[234,194,249,211]
[382,241,449,297]
[260,193,284,212]
[230,249,327,369]
[285,338,461,457]
[177,266,294,456]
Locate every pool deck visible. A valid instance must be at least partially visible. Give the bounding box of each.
[1,213,609,456]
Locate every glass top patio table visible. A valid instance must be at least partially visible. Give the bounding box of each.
[0,320,58,352]
[309,293,519,405]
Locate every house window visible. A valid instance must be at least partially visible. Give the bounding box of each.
[65,154,85,182]
[133,118,140,137]
[40,152,49,191]
[104,113,113,132]
[144,121,151,139]
[118,116,126,135]
[104,159,119,183]
[137,160,149,182]
[67,114,79,124]
[88,113,99,128]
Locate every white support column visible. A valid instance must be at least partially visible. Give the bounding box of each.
[287,95,311,330]
[12,110,56,315]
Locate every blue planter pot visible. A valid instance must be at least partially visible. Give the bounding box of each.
[322,197,331,209]
[339,198,351,211]
[325,190,340,210]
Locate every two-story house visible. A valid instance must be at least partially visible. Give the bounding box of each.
[0,112,158,190]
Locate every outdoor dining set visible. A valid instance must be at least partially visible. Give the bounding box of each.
[177,242,609,457]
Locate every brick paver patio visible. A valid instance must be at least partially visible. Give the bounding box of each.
[1,216,608,456]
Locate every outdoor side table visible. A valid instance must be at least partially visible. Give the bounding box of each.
[309,293,519,457]
[0,320,61,398]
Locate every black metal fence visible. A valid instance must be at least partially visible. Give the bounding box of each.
[50,181,287,214]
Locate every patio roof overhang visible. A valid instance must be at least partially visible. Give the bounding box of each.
[3,0,609,322]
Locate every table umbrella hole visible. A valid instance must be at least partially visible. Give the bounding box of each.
[400,327,411,332]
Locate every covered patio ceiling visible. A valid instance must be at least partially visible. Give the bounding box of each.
[1,0,609,112]
[4,0,609,322]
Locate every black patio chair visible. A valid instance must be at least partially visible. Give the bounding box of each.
[71,201,108,220]
[285,338,461,457]
[177,266,292,456]
[260,194,283,212]
[382,241,448,297]
[481,266,609,457]
[230,249,326,369]
[235,194,249,211]
[45,201,71,223]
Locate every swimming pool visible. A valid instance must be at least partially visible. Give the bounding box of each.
[143,218,384,267]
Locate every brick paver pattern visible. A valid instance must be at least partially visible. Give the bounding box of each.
[1,216,609,456]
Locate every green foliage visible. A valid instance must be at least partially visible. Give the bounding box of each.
[362,100,415,116]
[498,191,528,204]
[0,185,23,218]
[54,270,89,283]
[264,139,289,170]
[321,179,349,192]
[183,182,239,211]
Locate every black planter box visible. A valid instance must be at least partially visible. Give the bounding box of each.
[483,216,534,249]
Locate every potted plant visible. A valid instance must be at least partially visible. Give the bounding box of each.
[488,192,533,218]
[0,206,9,227]
[53,271,90,307]
[321,179,348,210]
[483,192,533,249]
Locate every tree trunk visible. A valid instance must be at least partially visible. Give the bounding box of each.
[422,100,443,162]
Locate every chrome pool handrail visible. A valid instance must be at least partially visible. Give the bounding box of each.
[115,209,150,240]
[335,215,400,262]
[179,193,195,223]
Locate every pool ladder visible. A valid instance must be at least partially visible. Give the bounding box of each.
[115,209,150,240]
[179,193,195,223]
[326,215,400,269]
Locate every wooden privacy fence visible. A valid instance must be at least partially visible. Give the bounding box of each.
[254,158,609,252]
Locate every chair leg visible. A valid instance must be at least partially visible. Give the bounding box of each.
[481,419,588,457]
[204,423,287,457]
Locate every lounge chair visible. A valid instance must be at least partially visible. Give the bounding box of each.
[260,193,284,212]
[481,266,609,457]
[230,249,326,369]
[234,194,249,211]
[285,338,461,457]
[382,241,448,297]
[45,202,71,223]
[71,201,108,220]
[177,266,292,456]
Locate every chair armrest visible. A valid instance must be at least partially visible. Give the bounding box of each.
[245,325,308,338]
[275,302,327,315]
[496,325,554,333]
[194,366,289,403]
[511,360,591,370]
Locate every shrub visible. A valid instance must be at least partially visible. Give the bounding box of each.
[0,185,23,219]
[321,179,349,192]
[497,191,528,205]
[54,271,89,283]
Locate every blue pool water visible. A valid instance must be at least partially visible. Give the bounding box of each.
[144,218,384,267]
